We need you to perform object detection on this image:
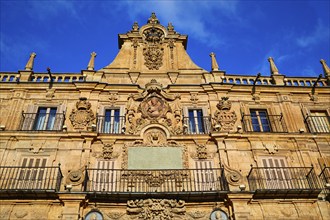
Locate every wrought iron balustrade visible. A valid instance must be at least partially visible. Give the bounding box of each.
[304,115,330,133]
[319,167,330,200]
[0,165,62,192]
[84,168,228,193]
[247,166,321,198]
[242,113,287,133]
[183,116,211,134]
[20,112,65,131]
[96,115,125,134]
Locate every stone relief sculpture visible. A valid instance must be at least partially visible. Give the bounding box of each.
[223,163,243,186]
[66,166,85,186]
[143,13,165,70]
[125,79,183,135]
[69,97,95,130]
[213,97,237,132]
[127,199,185,219]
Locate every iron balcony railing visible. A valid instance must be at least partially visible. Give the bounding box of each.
[319,167,330,200]
[96,115,125,134]
[0,165,62,192]
[304,115,330,133]
[319,167,330,185]
[20,112,65,131]
[242,113,287,133]
[247,167,321,197]
[183,116,211,134]
[84,168,228,193]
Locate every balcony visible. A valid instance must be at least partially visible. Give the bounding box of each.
[84,168,228,201]
[247,167,321,199]
[0,165,62,198]
[242,113,287,133]
[20,112,65,131]
[319,167,330,200]
[183,116,211,134]
[304,115,330,133]
[96,115,125,134]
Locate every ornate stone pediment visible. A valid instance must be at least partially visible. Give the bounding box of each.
[127,199,186,219]
[126,79,183,135]
[213,97,237,132]
[69,97,95,130]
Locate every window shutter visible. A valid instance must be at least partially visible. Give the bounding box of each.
[21,105,38,130]
[53,104,66,131]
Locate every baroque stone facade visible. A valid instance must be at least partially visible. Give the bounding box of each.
[0,13,330,220]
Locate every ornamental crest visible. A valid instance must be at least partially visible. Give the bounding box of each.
[213,97,237,132]
[127,199,185,219]
[69,97,95,130]
[126,79,183,135]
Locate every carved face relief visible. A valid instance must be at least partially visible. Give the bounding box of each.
[139,96,168,120]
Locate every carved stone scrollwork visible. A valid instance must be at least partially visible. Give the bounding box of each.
[223,163,243,186]
[92,142,119,160]
[187,211,207,219]
[142,16,165,70]
[127,199,186,219]
[143,46,164,70]
[213,97,237,132]
[66,166,85,186]
[125,80,183,135]
[69,97,95,130]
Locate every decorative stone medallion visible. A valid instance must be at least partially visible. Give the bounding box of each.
[139,96,169,120]
[143,46,164,70]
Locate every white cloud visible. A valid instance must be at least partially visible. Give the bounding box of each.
[118,1,239,47]
[296,19,330,48]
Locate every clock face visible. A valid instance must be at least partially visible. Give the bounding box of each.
[210,210,228,220]
[85,211,103,220]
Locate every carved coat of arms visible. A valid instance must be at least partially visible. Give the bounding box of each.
[69,97,95,130]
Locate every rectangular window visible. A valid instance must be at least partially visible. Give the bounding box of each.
[92,161,116,191]
[188,109,206,134]
[194,160,216,191]
[260,157,290,189]
[33,107,57,130]
[307,111,330,133]
[250,109,271,132]
[101,109,121,134]
[17,158,47,189]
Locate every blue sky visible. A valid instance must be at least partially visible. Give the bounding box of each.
[0,0,329,77]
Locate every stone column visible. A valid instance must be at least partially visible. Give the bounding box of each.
[227,193,253,220]
[59,194,86,220]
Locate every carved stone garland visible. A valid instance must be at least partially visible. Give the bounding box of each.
[69,97,95,130]
[125,79,183,135]
[213,97,237,132]
[127,199,186,219]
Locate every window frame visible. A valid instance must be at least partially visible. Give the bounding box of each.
[97,105,125,134]
[21,104,65,131]
[183,106,210,134]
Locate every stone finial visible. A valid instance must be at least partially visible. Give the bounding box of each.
[167,22,174,32]
[147,12,160,24]
[132,21,139,31]
[320,59,330,77]
[209,52,219,71]
[25,52,36,71]
[268,57,279,75]
[87,52,97,70]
